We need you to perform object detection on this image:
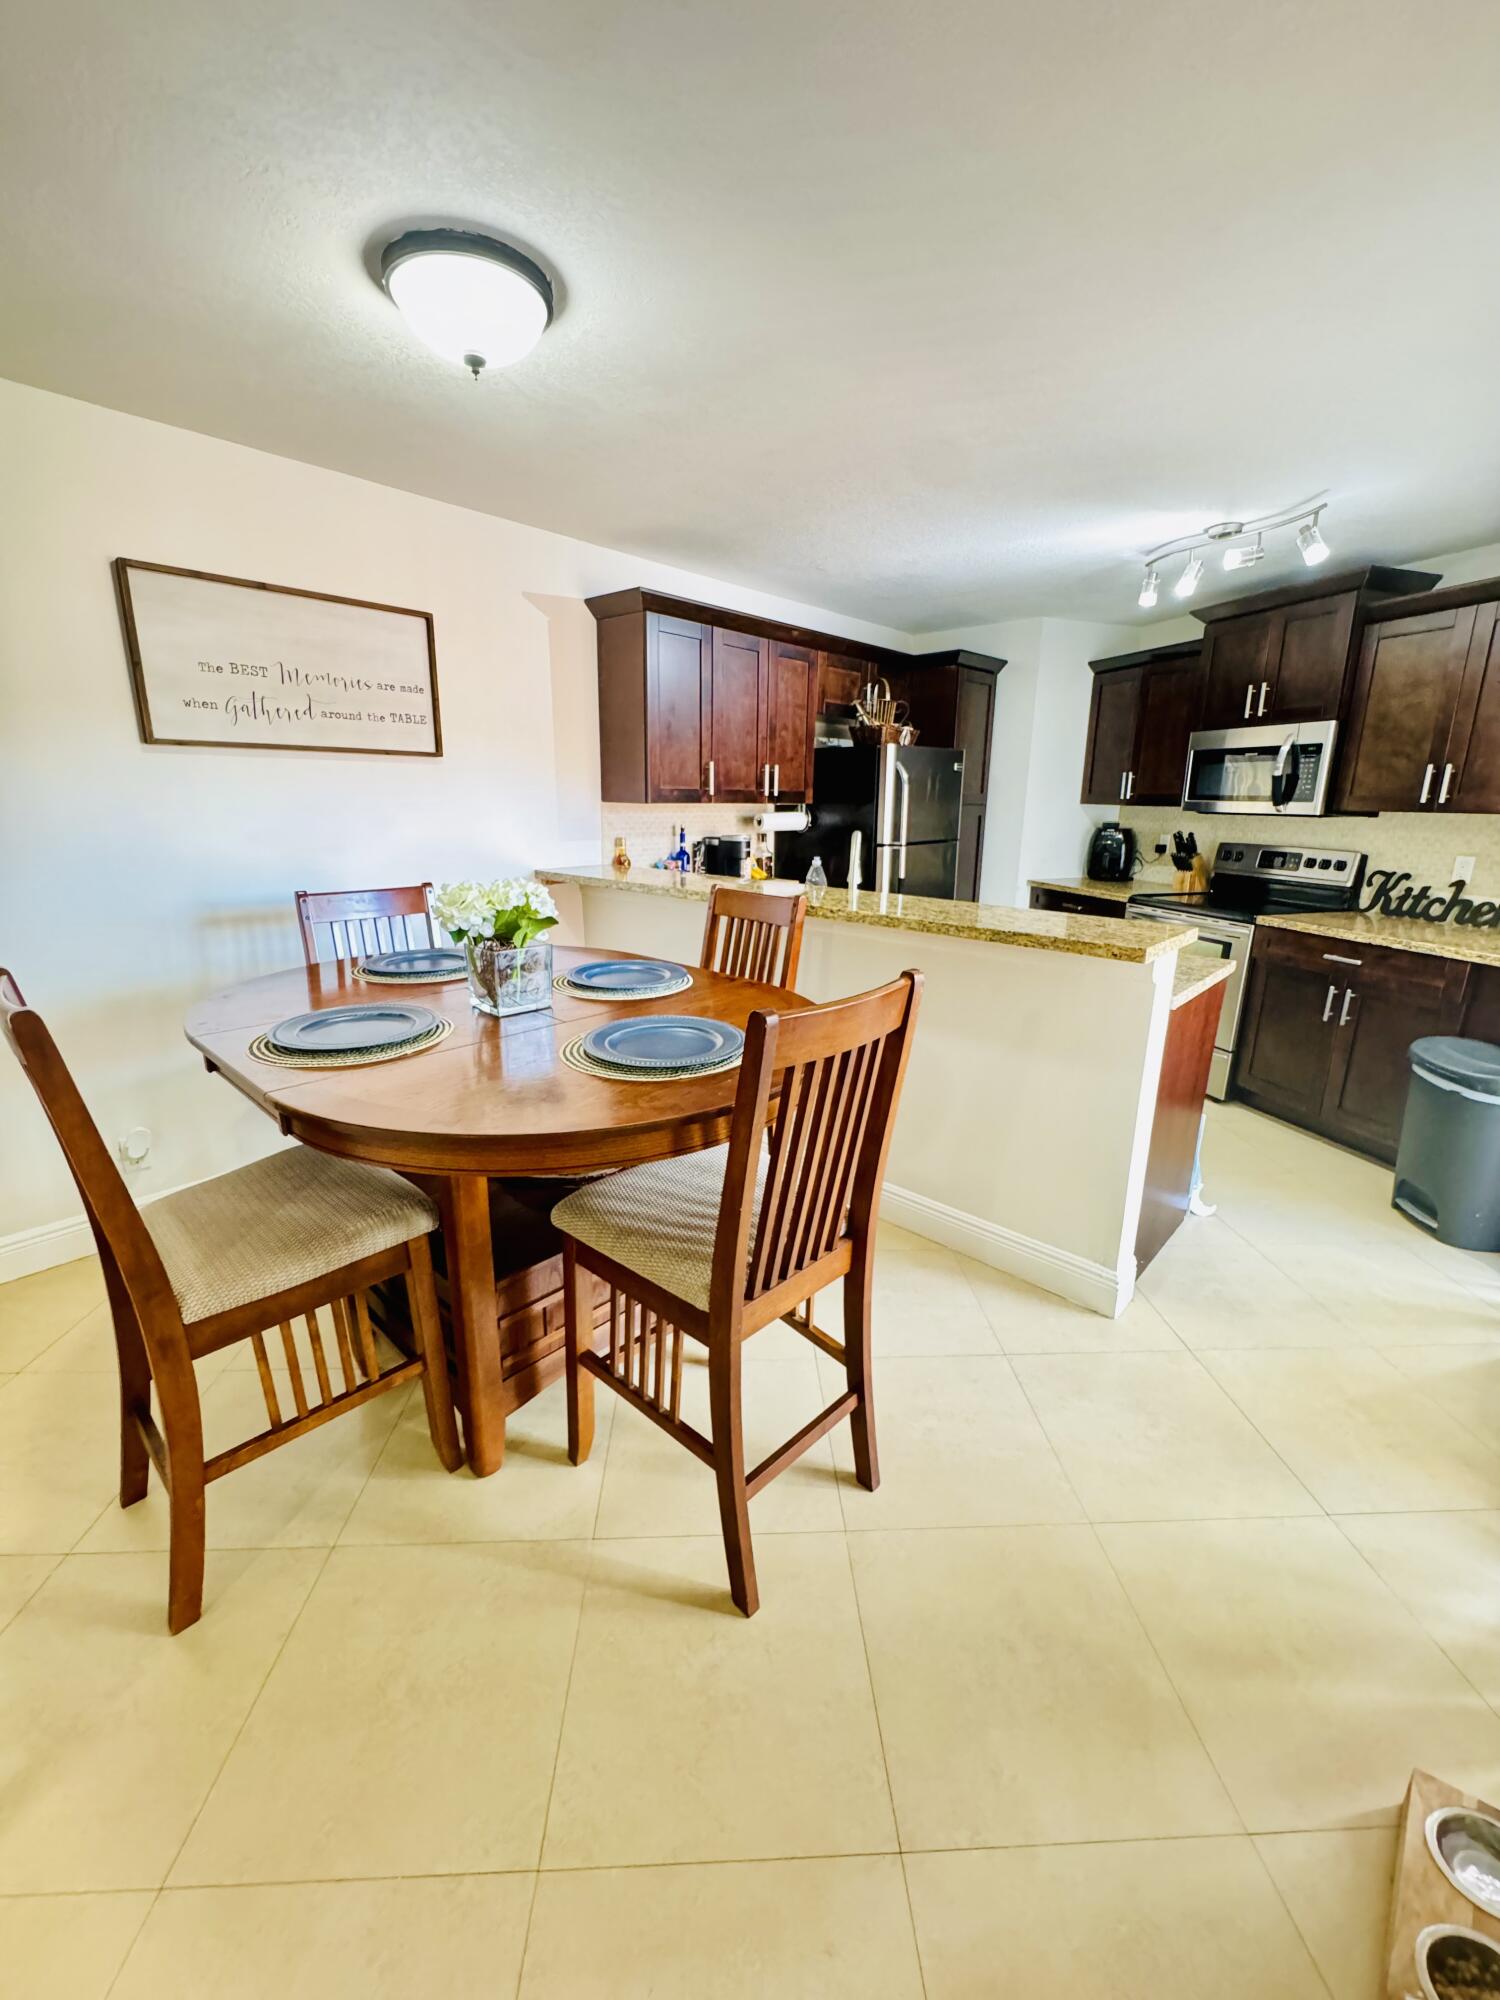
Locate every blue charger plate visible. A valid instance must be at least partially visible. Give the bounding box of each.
[579,1015,743,1071]
[361,947,466,977]
[269,1003,438,1054]
[567,959,688,993]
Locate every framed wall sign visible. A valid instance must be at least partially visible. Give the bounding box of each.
[113,559,442,757]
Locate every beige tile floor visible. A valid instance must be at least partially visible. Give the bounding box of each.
[4,1101,1500,1994]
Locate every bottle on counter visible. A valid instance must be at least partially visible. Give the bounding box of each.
[611,835,632,875]
[805,855,827,903]
[673,826,692,873]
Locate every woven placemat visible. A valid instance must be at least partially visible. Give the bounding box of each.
[248,1018,455,1070]
[559,1034,740,1084]
[553,972,693,1003]
[356,964,467,986]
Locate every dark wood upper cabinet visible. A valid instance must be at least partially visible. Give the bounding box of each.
[1081,643,1203,807]
[1081,665,1143,805]
[593,604,713,804]
[1444,602,1500,813]
[1335,605,1477,813]
[704,627,767,802]
[818,653,866,713]
[1199,614,1275,729]
[1131,654,1204,802]
[589,593,1004,866]
[1195,565,1438,731]
[955,668,995,803]
[766,639,817,801]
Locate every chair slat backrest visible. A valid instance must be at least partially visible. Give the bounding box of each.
[295,883,436,969]
[700,886,806,992]
[709,971,923,1322]
[0,970,186,1364]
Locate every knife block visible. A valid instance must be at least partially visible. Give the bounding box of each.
[1172,857,1210,894]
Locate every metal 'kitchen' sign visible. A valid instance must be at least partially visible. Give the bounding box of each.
[1361,869,1500,929]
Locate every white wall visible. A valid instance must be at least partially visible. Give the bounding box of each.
[0,378,910,1271]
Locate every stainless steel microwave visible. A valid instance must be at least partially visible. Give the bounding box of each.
[1182,719,1339,816]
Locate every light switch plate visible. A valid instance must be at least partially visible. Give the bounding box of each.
[1455,854,1477,883]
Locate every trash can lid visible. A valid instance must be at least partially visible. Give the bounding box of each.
[1410,1036,1500,1097]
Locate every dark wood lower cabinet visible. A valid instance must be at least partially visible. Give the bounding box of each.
[1028,885,1130,918]
[1235,928,1470,1163]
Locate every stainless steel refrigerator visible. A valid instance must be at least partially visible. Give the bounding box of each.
[774,744,966,897]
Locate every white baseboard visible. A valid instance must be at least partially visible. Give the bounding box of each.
[0,1179,202,1286]
[4,1171,1130,1320]
[879,1180,1131,1318]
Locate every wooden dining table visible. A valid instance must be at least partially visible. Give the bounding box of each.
[184,944,810,1475]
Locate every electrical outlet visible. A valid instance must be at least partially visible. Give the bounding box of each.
[1455,854,1477,884]
[117,1126,152,1174]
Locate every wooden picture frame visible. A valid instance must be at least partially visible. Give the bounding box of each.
[113,558,443,758]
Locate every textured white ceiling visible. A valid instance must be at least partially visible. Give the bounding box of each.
[4,0,1498,632]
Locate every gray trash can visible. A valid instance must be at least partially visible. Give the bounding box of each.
[1393,1036,1500,1249]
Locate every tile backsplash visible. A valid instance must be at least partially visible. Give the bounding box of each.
[602,802,762,872]
[1120,807,1500,898]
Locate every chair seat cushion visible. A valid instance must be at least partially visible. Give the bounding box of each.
[144,1146,438,1324]
[550,1142,764,1312]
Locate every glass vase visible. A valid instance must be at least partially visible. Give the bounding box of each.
[463,937,554,1018]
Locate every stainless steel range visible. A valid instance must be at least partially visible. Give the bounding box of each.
[1126,840,1367,1100]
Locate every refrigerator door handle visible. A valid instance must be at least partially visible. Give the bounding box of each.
[895,759,911,878]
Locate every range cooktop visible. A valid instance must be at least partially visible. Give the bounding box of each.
[1130,841,1367,926]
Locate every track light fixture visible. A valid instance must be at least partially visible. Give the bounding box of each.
[1297,517,1330,566]
[1137,496,1332,607]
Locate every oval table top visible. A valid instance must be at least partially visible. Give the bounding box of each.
[184,944,811,1177]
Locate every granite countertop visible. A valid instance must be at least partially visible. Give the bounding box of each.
[541,866,1195,965]
[1172,959,1234,1009]
[1029,875,1165,905]
[1258,908,1500,970]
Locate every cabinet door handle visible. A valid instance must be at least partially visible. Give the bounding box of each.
[1338,985,1355,1027]
[1420,762,1435,804]
[706,760,715,798]
[773,763,780,795]
[1322,982,1338,1023]
[1440,762,1455,804]
[762,762,770,797]
[1258,681,1270,716]
[1125,770,1134,800]
[1244,683,1255,720]
[1322,953,1363,967]
[1119,772,1127,800]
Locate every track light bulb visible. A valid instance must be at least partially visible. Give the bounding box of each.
[1138,566,1160,609]
[1173,555,1204,599]
[1224,534,1265,571]
[1298,519,1330,566]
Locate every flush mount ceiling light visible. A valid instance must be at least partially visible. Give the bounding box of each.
[1136,495,1332,606]
[379,228,554,379]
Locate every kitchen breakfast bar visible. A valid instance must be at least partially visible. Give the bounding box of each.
[542,867,1230,1315]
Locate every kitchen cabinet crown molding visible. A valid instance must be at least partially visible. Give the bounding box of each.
[1190,564,1440,626]
[1089,639,1203,675]
[587,587,1006,680]
[586,586,908,671]
[1362,574,1500,624]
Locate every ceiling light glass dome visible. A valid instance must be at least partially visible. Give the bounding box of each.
[380,229,554,378]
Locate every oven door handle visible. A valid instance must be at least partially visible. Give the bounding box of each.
[1270,733,1299,810]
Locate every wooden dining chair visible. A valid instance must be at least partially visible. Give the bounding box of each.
[295,882,436,969]
[554,969,922,1615]
[699,884,806,991]
[0,968,461,1633]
